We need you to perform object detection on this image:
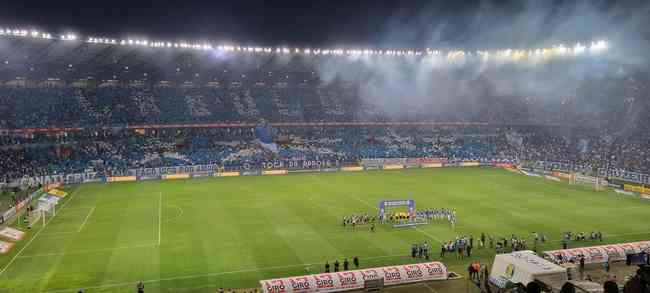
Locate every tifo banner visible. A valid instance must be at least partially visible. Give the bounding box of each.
[261,160,336,170]
[162,173,191,180]
[263,170,288,175]
[216,172,240,177]
[13,172,100,188]
[128,164,219,177]
[544,241,650,264]
[107,176,137,182]
[260,261,447,293]
[341,166,363,172]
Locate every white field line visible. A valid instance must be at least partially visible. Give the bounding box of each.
[158,191,162,246]
[43,253,410,293]
[422,281,440,293]
[0,187,82,277]
[77,207,95,232]
[39,231,78,237]
[17,243,158,259]
[413,227,443,244]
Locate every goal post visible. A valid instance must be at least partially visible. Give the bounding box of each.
[568,173,606,191]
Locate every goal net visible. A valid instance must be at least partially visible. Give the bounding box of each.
[28,197,58,228]
[569,173,607,191]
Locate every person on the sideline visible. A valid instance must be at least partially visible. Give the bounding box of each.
[137,281,144,293]
[325,261,330,273]
[353,256,359,269]
[334,259,340,272]
[343,258,349,271]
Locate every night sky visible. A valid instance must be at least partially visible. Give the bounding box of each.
[1,0,647,49]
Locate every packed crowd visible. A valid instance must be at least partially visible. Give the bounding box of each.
[1,126,650,185]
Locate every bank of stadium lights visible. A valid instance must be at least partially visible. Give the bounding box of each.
[0,27,609,60]
[0,28,54,39]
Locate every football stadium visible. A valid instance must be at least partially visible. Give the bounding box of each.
[1,1,650,292]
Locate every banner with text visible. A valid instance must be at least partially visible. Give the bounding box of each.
[260,261,447,293]
[544,241,650,264]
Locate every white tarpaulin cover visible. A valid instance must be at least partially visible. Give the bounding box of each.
[544,241,650,264]
[490,251,567,286]
[260,261,448,293]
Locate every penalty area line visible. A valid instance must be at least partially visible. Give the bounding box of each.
[158,191,162,246]
[77,206,95,232]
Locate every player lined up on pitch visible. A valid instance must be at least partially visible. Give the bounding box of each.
[415,208,457,226]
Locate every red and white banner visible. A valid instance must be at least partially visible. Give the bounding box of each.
[544,241,650,264]
[260,261,447,293]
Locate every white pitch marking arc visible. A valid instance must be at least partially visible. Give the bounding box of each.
[163,204,184,223]
[77,207,96,232]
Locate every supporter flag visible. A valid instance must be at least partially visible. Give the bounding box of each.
[255,122,279,154]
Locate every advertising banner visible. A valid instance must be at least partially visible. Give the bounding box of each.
[138,175,161,181]
[341,166,363,172]
[624,184,650,195]
[107,176,137,182]
[459,161,480,167]
[260,261,447,293]
[383,164,404,170]
[320,168,339,173]
[216,172,240,177]
[241,170,262,176]
[0,240,14,254]
[421,163,443,168]
[416,158,448,164]
[551,171,571,180]
[43,183,62,192]
[544,241,650,264]
[190,172,213,178]
[162,174,191,180]
[287,169,320,174]
[263,170,288,175]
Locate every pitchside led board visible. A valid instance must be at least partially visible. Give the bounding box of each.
[378,200,415,219]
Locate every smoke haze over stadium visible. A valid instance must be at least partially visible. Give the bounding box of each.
[2,0,649,121]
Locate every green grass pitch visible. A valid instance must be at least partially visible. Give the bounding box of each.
[0,167,649,292]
